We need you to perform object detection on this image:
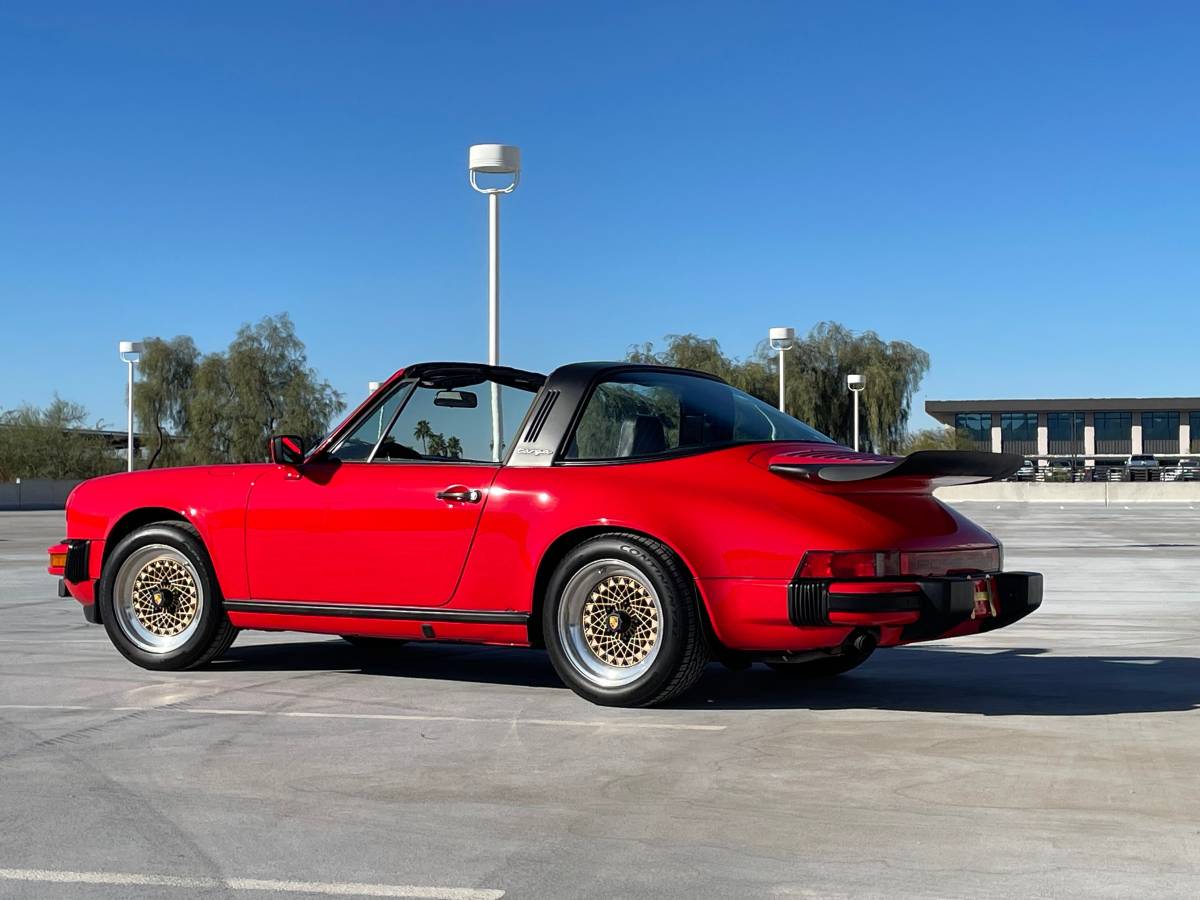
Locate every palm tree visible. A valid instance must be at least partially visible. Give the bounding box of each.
[445,436,463,459]
[413,419,433,455]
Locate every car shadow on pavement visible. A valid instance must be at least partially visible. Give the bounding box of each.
[217,640,1200,715]
[216,639,569,690]
[680,647,1200,715]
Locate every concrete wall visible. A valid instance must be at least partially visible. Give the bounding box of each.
[936,482,1200,505]
[0,480,82,511]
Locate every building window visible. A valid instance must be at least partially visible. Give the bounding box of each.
[1047,412,1084,455]
[999,413,1037,455]
[1094,412,1132,455]
[1191,412,1200,453]
[954,413,992,449]
[1141,412,1180,455]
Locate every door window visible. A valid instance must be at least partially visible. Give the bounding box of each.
[375,380,537,463]
[327,384,410,461]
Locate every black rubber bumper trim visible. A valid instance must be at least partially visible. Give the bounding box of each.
[58,578,70,598]
[64,539,89,584]
[82,601,101,624]
[788,572,1043,637]
[224,600,528,625]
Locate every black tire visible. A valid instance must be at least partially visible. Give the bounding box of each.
[341,636,407,651]
[766,645,875,679]
[543,533,709,707]
[98,522,237,671]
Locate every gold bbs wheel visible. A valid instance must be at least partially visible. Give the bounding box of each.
[581,574,660,667]
[558,559,664,688]
[113,544,206,653]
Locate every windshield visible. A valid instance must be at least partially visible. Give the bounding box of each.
[564,369,833,461]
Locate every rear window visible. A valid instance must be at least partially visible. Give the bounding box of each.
[564,370,832,461]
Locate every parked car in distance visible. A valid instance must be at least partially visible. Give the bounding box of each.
[1163,458,1200,482]
[48,361,1043,707]
[1012,458,1036,481]
[1043,459,1077,482]
[1127,454,1160,467]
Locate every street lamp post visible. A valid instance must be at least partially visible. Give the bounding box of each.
[847,374,865,451]
[768,327,795,413]
[468,144,521,461]
[118,341,144,472]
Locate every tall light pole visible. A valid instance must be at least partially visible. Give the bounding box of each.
[468,143,521,460]
[118,341,144,472]
[847,374,865,451]
[769,327,795,413]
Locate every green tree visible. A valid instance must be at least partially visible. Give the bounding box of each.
[155,313,345,465]
[133,336,199,468]
[183,353,234,464]
[901,427,975,453]
[445,436,463,459]
[0,398,119,480]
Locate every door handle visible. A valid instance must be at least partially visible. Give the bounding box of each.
[436,487,482,503]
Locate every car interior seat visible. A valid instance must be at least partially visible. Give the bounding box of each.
[616,414,668,457]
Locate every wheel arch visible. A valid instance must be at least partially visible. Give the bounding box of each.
[102,507,195,567]
[528,524,713,648]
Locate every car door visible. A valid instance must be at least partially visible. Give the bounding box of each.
[244,373,537,607]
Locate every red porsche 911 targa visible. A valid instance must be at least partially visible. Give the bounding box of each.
[48,362,1041,706]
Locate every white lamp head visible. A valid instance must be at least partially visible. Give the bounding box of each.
[768,326,795,351]
[118,340,144,361]
[469,144,521,193]
[847,373,865,392]
[367,381,381,393]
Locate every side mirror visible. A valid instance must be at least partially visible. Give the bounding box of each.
[433,389,478,408]
[269,434,306,466]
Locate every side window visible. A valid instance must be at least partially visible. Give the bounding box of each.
[327,384,410,461]
[565,370,833,461]
[375,381,536,463]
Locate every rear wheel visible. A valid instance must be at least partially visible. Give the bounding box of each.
[543,533,708,707]
[99,522,237,670]
[766,644,875,679]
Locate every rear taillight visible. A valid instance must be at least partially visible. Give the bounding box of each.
[798,547,1001,579]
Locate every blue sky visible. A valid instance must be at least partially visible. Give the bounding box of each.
[2,1,1198,431]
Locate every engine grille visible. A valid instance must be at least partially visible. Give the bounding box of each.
[787,581,829,626]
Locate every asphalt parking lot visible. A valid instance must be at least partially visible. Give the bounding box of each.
[1,506,1198,899]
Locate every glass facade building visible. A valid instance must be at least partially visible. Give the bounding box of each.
[1093,412,1132,455]
[927,399,1200,463]
[1000,413,1037,455]
[954,413,992,451]
[1047,412,1084,456]
[1141,412,1180,455]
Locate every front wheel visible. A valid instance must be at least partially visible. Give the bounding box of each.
[543,533,709,707]
[98,522,237,670]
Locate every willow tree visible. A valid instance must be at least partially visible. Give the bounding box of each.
[132,336,199,468]
[135,313,345,465]
[627,323,930,454]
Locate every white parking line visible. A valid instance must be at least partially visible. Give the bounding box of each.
[0,703,726,732]
[0,868,504,898]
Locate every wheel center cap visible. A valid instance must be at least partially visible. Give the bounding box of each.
[606,610,631,635]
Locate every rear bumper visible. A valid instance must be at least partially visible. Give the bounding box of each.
[698,572,1042,652]
[793,571,1042,643]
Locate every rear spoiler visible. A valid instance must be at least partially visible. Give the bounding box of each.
[769,450,1024,486]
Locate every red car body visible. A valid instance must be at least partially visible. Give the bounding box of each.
[49,362,1041,696]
